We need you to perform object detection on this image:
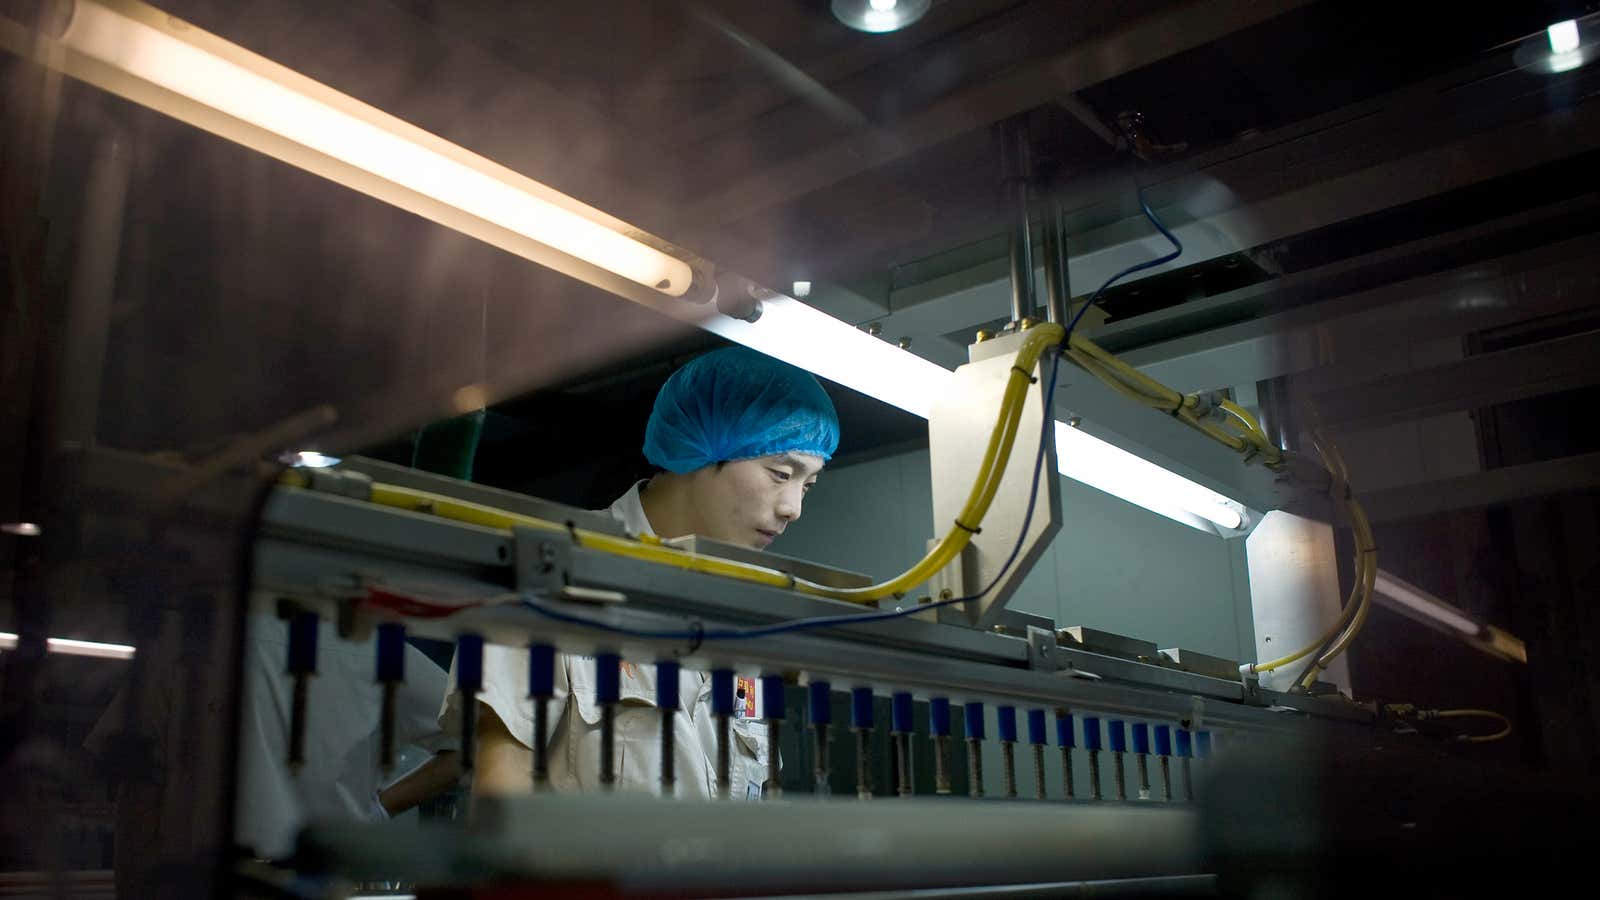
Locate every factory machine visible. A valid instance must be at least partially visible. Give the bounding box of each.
[5,2,1593,899]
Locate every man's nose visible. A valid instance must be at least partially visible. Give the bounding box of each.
[775,484,804,523]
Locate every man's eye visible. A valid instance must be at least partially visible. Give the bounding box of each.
[802,482,815,493]
[767,468,791,482]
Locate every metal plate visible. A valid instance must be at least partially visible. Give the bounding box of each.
[1160,648,1245,682]
[1059,626,1161,663]
[660,534,873,589]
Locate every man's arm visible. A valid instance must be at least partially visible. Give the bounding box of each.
[377,750,460,816]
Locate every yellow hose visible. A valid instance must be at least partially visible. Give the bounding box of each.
[1434,709,1513,743]
[292,323,1064,605]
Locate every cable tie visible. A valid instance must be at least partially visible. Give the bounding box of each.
[953,519,982,535]
[1011,365,1038,384]
[565,520,581,544]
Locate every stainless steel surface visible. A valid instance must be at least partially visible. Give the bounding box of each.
[929,331,1062,629]
[1060,627,1161,664]
[337,456,625,537]
[303,793,1205,891]
[1245,511,1350,692]
[1159,648,1245,682]
[660,534,874,589]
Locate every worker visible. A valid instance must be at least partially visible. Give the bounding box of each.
[440,345,840,798]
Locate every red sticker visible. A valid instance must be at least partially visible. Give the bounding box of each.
[737,677,757,718]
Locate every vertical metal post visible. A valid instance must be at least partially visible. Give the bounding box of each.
[1083,716,1103,801]
[1057,709,1076,800]
[964,701,986,799]
[891,692,914,798]
[374,623,405,776]
[657,661,681,796]
[809,681,832,796]
[1041,202,1070,326]
[529,644,555,790]
[1027,709,1047,800]
[763,675,786,800]
[998,706,1018,799]
[454,634,484,779]
[931,698,953,796]
[596,653,622,789]
[711,669,735,799]
[1001,117,1035,325]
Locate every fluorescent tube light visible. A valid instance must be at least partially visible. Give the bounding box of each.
[1549,20,1580,54]
[1372,570,1484,637]
[0,632,137,660]
[54,0,694,297]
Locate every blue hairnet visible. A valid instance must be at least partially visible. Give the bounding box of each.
[643,346,840,473]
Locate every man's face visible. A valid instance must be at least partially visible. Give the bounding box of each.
[687,452,825,550]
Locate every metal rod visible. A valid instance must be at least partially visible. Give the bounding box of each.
[1137,754,1151,800]
[717,713,732,799]
[1114,753,1127,802]
[1041,202,1069,325]
[855,728,872,799]
[967,740,985,799]
[1061,747,1075,800]
[767,719,781,799]
[1161,756,1172,803]
[660,707,676,796]
[934,735,952,795]
[379,681,397,776]
[1032,744,1046,800]
[1088,750,1102,801]
[532,696,550,788]
[459,691,477,778]
[600,703,616,788]
[897,734,913,797]
[288,674,308,772]
[813,723,831,796]
[1003,118,1035,325]
[1183,757,1194,803]
[1001,742,1017,798]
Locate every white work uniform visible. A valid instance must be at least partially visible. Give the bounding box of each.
[439,482,770,799]
[233,612,455,858]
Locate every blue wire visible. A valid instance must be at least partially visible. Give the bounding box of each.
[1063,190,1184,340]
[517,351,1065,644]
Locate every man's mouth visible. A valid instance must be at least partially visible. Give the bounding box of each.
[755,529,779,546]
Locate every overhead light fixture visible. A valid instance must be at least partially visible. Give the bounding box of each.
[280,450,342,469]
[1373,570,1484,637]
[1055,422,1244,531]
[792,280,813,299]
[0,632,137,660]
[832,0,931,33]
[39,0,697,299]
[1371,570,1526,664]
[1,522,42,537]
[1513,15,1592,74]
[1549,19,1580,54]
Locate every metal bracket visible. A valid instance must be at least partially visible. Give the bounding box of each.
[513,526,572,595]
[1026,625,1063,671]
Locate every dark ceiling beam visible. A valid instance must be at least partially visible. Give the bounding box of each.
[1361,451,1600,523]
[677,0,1314,230]
[1311,329,1600,432]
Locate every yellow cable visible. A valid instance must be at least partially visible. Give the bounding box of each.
[1434,709,1512,743]
[305,323,1064,605]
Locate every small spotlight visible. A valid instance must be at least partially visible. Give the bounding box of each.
[792,280,813,299]
[832,0,930,33]
[2,522,41,537]
[281,450,341,468]
[1549,19,1580,54]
